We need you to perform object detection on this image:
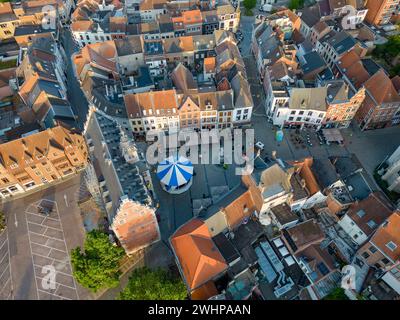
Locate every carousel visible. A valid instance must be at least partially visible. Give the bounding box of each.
[156,155,194,194]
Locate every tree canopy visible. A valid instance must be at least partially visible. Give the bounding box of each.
[118,267,187,300]
[289,0,305,10]
[71,230,125,292]
[243,0,256,11]
[373,35,400,77]
[323,287,349,300]
[0,212,5,232]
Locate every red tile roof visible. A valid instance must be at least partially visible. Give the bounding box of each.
[170,219,228,291]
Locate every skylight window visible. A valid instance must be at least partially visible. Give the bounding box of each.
[386,241,397,252]
[357,209,366,218]
[367,220,377,229]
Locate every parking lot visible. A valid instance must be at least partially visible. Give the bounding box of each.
[0,228,12,299]
[1,174,91,300]
[25,199,79,300]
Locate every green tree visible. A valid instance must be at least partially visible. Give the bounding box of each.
[323,287,349,300]
[243,0,256,13]
[118,267,187,300]
[71,230,125,292]
[0,212,6,232]
[289,0,305,10]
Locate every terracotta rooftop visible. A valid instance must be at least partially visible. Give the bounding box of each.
[370,211,400,263]
[182,9,202,25]
[170,219,228,291]
[337,50,370,89]
[124,89,178,118]
[71,20,94,32]
[222,187,263,229]
[289,157,321,195]
[0,126,86,171]
[285,219,325,252]
[391,76,400,94]
[347,192,394,237]
[313,21,329,34]
[204,57,216,73]
[364,69,400,105]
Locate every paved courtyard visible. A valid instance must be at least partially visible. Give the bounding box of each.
[154,162,241,241]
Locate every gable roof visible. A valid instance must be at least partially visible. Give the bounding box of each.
[370,212,400,263]
[364,69,400,105]
[347,192,394,237]
[171,63,197,91]
[170,219,228,291]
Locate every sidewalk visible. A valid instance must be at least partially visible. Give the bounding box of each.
[0,172,82,205]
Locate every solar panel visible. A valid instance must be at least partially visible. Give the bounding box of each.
[279,247,289,257]
[260,241,284,273]
[284,256,295,266]
[273,238,284,248]
[255,246,277,283]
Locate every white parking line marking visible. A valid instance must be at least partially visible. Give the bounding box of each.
[25,199,79,300]
[27,220,63,233]
[37,289,71,300]
[0,228,13,299]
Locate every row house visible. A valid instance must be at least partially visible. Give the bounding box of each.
[70,0,125,47]
[318,0,368,26]
[267,84,327,129]
[382,146,400,194]
[216,4,240,33]
[139,0,168,22]
[143,39,167,76]
[298,6,321,40]
[16,36,76,129]
[202,10,219,35]
[365,0,400,26]
[0,0,73,40]
[13,24,57,48]
[355,69,400,130]
[0,126,88,199]
[357,211,400,271]
[71,20,114,47]
[334,50,400,130]
[323,80,366,129]
[252,22,298,79]
[114,35,145,76]
[125,89,180,134]
[182,9,203,36]
[315,30,365,69]
[338,192,394,246]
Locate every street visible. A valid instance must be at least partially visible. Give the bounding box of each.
[60,28,89,130]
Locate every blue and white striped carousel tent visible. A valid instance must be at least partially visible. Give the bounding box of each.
[156,155,193,188]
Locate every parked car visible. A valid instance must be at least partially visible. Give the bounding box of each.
[255,141,265,151]
[259,4,273,12]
